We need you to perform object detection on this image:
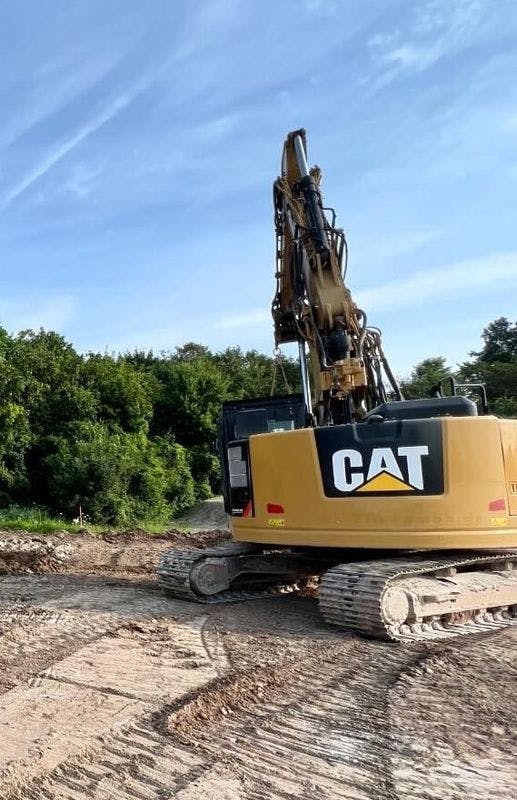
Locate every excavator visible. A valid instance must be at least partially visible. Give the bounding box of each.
[158,129,517,642]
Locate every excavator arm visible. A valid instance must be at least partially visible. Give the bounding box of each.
[271,129,401,424]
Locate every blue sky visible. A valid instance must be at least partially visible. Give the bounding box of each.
[0,0,516,376]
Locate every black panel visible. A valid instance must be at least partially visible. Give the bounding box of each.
[366,396,477,421]
[314,419,444,497]
[221,394,306,441]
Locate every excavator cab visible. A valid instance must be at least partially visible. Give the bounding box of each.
[219,394,306,516]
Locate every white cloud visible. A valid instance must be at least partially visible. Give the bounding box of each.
[304,0,339,16]
[189,114,240,145]
[504,112,517,131]
[355,251,517,312]
[0,95,138,211]
[64,161,104,199]
[368,0,487,80]
[0,42,172,212]
[0,54,121,151]
[213,251,516,335]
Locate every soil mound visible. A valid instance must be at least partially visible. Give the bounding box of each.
[0,537,72,574]
[0,528,230,576]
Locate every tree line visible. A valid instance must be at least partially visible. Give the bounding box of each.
[0,318,514,525]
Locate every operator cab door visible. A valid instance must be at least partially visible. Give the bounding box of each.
[219,394,306,516]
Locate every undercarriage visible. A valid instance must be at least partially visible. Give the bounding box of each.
[157,542,517,642]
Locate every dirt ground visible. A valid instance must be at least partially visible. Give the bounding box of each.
[0,528,514,799]
[175,496,229,531]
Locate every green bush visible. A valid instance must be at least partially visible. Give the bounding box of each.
[0,402,31,495]
[43,423,194,526]
[81,355,155,433]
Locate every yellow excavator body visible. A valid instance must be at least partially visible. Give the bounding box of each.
[232,415,517,550]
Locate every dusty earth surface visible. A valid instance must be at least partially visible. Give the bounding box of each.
[0,528,513,799]
[175,496,229,531]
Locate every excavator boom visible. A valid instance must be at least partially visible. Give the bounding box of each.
[272,129,400,424]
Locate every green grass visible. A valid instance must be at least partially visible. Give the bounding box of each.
[0,506,78,534]
[0,505,191,536]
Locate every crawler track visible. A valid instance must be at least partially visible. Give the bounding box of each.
[157,542,300,602]
[159,543,517,642]
[320,553,517,641]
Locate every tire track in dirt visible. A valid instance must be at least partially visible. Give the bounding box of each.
[0,601,515,800]
[0,607,116,691]
[0,562,230,799]
[388,629,517,800]
[0,573,197,620]
[0,618,221,798]
[10,718,243,800]
[163,628,517,800]
[0,531,515,799]
[165,637,416,800]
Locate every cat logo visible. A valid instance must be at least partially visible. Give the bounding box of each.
[315,419,444,498]
[332,446,429,493]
